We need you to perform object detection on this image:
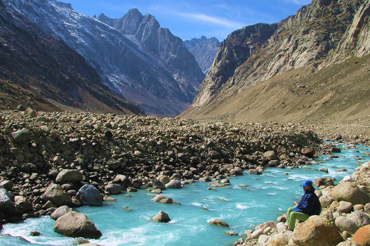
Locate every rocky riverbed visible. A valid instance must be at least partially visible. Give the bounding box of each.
[0,108,357,244]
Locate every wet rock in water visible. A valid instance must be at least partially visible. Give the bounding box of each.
[0,188,15,213]
[76,184,103,206]
[319,168,328,173]
[301,147,315,158]
[290,216,343,246]
[209,219,229,227]
[248,169,262,175]
[352,225,370,246]
[54,211,102,239]
[151,195,180,205]
[41,184,72,207]
[105,183,122,194]
[224,231,238,236]
[30,231,40,236]
[313,177,334,187]
[55,169,83,184]
[331,182,370,205]
[50,205,72,220]
[7,129,31,143]
[151,211,170,223]
[165,179,181,189]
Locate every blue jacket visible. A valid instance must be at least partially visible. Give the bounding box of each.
[292,188,321,216]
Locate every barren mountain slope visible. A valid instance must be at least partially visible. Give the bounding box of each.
[0,0,143,115]
[180,54,370,127]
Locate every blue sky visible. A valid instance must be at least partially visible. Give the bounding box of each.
[65,0,312,41]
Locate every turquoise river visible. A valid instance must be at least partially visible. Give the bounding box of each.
[1,143,370,246]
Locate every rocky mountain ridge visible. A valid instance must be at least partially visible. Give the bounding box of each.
[4,0,203,116]
[97,9,205,109]
[0,0,142,115]
[182,0,370,123]
[183,36,221,74]
[188,0,366,108]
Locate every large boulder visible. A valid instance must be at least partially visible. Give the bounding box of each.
[0,188,15,213]
[55,169,83,184]
[352,225,370,246]
[76,184,102,206]
[41,184,72,207]
[151,195,180,205]
[51,205,72,220]
[151,211,171,223]
[289,216,343,246]
[331,182,370,205]
[314,178,334,187]
[54,211,102,239]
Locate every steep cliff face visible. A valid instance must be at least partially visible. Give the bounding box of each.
[0,0,143,114]
[190,0,363,108]
[4,0,199,116]
[98,9,205,101]
[183,36,221,74]
[323,0,370,66]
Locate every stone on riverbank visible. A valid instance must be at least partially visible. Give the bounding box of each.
[0,188,15,213]
[352,225,370,246]
[40,184,72,207]
[151,211,170,223]
[104,183,122,194]
[165,180,181,189]
[7,129,31,143]
[331,182,370,205]
[76,184,102,206]
[54,211,102,239]
[55,169,83,184]
[289,216,343,246]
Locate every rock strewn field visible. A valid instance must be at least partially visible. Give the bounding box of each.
[0,109,327,228]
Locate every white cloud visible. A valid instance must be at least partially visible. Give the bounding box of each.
[175,12,245,28]
[283,0,311,4]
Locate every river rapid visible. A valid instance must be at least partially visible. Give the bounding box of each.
[1,143,369,246]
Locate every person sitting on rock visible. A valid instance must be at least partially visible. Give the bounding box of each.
[285,180,321,231]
